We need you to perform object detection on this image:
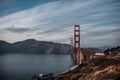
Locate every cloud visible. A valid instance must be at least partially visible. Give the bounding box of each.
[0,0,120,47]
[5,26,32,33]
[35,26,67,35]
[84,27,120,37]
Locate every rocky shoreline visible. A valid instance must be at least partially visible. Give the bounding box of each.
[55,55,120,80]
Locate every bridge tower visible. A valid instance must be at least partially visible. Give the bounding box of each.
[70,37,73,54]
[74,25,80,64]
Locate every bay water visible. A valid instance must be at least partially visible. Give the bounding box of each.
[0,53,73,80]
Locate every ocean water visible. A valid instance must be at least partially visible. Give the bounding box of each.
[0,53,73,80]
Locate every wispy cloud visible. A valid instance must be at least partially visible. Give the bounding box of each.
[5,25,32,33]
[0,0,120,47]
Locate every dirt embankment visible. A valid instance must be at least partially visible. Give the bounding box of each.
[55,56,120,80]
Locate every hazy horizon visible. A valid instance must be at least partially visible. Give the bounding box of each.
[0,38,118,48]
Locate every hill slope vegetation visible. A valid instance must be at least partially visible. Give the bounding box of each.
[55,56,120,80]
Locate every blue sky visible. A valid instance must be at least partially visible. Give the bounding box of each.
[0,0,120,47]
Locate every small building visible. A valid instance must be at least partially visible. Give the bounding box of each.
[94,52,105,58]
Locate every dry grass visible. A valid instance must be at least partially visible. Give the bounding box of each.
[55,55,120,80]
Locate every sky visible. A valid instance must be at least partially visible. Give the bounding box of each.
[0,0,120,47]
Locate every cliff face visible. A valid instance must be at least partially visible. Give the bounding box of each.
[55,56,120,80]
[0,39,70,54]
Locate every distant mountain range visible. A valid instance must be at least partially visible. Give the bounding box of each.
[86,46,113,53]
[0,39,70,54]
[0,39,110,54]
[97,46,113,51]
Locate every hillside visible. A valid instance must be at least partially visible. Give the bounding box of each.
[0,40,11,53]
[0,39,103,54]
[55,56,120,80]
[0,39,70,54]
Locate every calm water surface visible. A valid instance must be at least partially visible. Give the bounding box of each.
[0,53,73,80]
